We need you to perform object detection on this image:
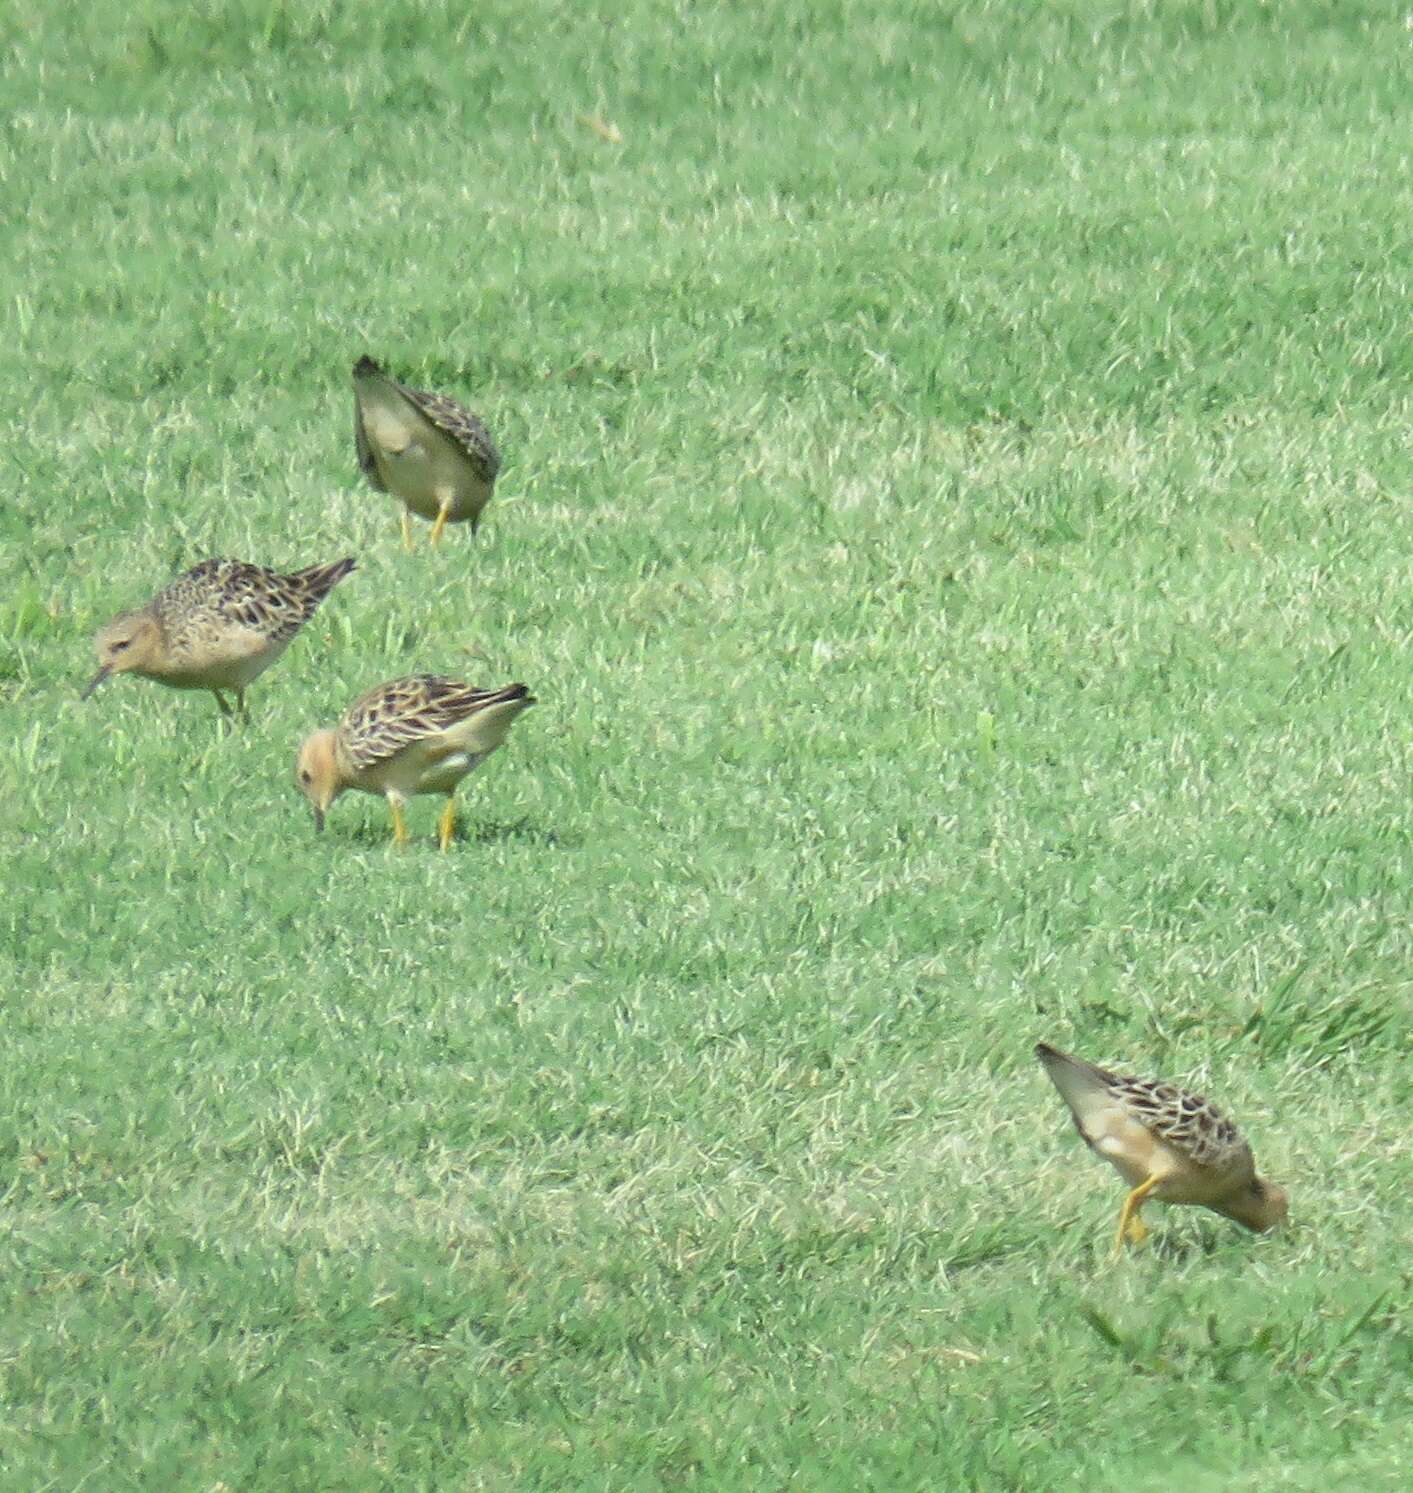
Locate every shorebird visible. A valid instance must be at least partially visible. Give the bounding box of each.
[352,356,501,547]
[295,674,535,848]
[83,556,356,718]
[1034,1042,1287,1253]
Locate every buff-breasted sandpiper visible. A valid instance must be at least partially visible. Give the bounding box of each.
[295,674,535,848]
[352,356,501,548]
[83,556,356,718]
[1034,1042,1287,1252]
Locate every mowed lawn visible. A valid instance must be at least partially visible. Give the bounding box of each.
[3,1,1413,1486]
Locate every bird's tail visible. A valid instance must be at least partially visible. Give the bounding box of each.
[1034,1043,1120,1106]
[459,682,536,753]
[294,557,357,598]
[482,681,535,709]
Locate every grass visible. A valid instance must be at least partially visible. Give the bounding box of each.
[4,0,1413,1485]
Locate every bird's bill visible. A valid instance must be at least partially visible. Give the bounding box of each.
[80,665,111,701]
[312,805,326,833]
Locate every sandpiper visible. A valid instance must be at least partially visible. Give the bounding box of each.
[1034,1042,1287,1253]
[83,556,356,718]
[295,674,535,848]
[353,356,501,547]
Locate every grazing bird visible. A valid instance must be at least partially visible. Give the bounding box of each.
[295,675,535,849]
[352,355,501,548]
[83,556,356,718]
[1034,1042,1287,1253]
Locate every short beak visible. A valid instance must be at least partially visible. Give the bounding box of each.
[312,806,326,833]
[80,665,111,701]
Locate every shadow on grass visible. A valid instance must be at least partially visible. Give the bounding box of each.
[1081,1225,1275,1269]
[465,817,573,849]
[338,816,573,850]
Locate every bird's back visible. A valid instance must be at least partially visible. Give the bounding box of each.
[1036,1042,1249,1173]
[341,676,535,772]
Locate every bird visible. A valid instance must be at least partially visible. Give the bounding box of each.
[295,675,535,849]
[82,556,356,719]
[1034,1042,1287,1254]
[352,355,501,548]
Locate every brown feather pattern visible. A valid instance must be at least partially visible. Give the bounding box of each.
[341,675,533,771]
[153,557,356,648]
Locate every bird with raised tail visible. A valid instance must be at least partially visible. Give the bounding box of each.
[352,356,501,548]
[1034,1042,1288,1253]
[83,556,356,719]
[295,674,535,849]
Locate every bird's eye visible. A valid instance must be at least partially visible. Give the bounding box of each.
[299,770,313,785]
[112,638,132,652]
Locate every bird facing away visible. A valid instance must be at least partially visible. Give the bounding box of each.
[1034,1042,1287,1254]
[295,675,535,849]
[352,355,501,548]
[83,557,356,719]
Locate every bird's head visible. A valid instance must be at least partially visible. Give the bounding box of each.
[295,728,345,831]
[82,611,162,698]
[1219,1175,1289,1233]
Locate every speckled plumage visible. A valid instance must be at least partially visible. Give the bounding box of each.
[154,559,353,648]
[84,557,356,716]
[1035,1042,1287,1250]
[339,675,532,771]
[352,356,501,544]
[295,675,535,848]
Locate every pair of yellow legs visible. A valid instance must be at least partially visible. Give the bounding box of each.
[399,502,486,549]
[400,508,453,551]
[1112,1176,1162,1257]
[386,797,457,852]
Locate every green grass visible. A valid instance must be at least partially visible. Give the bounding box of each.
[4,0,1413,1485]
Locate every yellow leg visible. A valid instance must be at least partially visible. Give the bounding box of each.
[401,510,415,551]
[234,688,248,722]
[213,690,233,717]
[437,798,456,852]
[388,797,410,848]
[429,505,450,547]
[1113,1176,1162,1256]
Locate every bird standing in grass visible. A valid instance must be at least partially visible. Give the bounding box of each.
[83,556,356,719]
[1034,1042,1287,1253]
[294,675,535,849]
[352,356,501,548]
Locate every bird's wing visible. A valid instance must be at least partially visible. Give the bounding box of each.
[354,396,388,490]
[342,675,529,769]
[1112,1077,1247,1169]
[404,385,502,483]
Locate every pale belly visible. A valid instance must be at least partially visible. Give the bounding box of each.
[142,636,289,690]
[415,752,486,795]
[373,439,490,522]
[1094,1127,1224,1204]
[356,749,491,800]
[1093,1120,1188,1193]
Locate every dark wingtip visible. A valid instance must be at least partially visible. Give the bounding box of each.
[353,355,382,378]
[298,556,357,592]
[1034,1042,1062,1064]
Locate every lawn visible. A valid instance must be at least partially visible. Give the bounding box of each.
[3,1,1412,1486]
